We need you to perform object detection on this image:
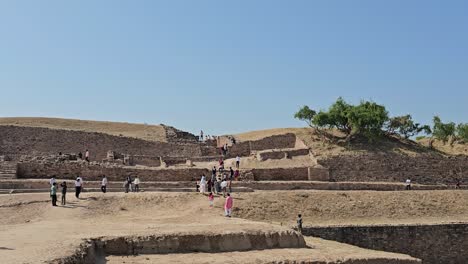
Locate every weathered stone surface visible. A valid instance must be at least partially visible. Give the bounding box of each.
[303,223,468,264]
[16,161,209,181]
[319,152,468,184]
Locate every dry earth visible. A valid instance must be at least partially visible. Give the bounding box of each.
[107,236,419,264]
[0,190,467,263]
[0,117,167,142]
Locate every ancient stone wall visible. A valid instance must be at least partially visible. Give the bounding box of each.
[303,223,468,264]
[256,148,310,161]
[0,126,204,161]
[131,156,161,167]
[319,153,468,184]
[250,133,297,151]
[16,161,209,181]
[249,167,310,181]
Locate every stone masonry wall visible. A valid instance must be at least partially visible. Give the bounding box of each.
[256,148,310,161]
[16,161,209,181]
[303,223,468,264]
[250,133,297,151]
[319,152,468,184]
[0,126,204,161]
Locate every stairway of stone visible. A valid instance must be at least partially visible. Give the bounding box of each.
[0,162,17,180]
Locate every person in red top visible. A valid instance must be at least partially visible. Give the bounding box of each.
[224,193,233,217]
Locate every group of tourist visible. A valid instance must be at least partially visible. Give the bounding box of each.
[124,175,141,193]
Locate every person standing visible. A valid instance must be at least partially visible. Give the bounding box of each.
[133,176,140,192]
[297,214,303,233]
[60,181,67,205]
[200,130,204,142]
[101,175,108,193]
[235,156,240,169]
[50,182,58,206]
[75,177,83,198]
[229,167,234,181]
[85,149,90,162]
[200,175,207,193]
[405,179,411,190]
[224,193,233,217]
[125,175,132,193]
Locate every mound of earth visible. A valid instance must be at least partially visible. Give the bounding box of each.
[0,117,168,142]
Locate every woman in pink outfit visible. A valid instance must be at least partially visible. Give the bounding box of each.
[224,193,233,217]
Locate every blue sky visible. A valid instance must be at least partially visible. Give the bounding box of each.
[0,0,466,135]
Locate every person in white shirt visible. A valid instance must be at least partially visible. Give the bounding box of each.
[101,175,108,193]
[75,177,83,198]
[49,177,56,186]
[236,156,240,169]
[133,176,140,192]
[85,149,90,162]
[405,179,411,190]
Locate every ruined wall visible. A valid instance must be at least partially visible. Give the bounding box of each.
[303,223,468,264]
[16,161,209,181]
[0,126,205,161]
[319,153,468,184]
[247,167,327,181]
[250,133,297,151]
[256,148,310,161]
[131,156,161,167]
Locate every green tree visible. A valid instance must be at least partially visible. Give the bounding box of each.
[432,116,456,144]
[347,101,389,140]
[294,106,316,127]
[326,97,353,133]
[457,123,468,142]
[386,115,431,139]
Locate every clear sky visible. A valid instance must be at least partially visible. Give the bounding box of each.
[0,1,466,135]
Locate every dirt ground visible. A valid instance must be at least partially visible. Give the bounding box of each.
[0,190,466,263]
[0,192,292,264]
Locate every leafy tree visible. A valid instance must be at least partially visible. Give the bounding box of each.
[294,106,316,127]
[326,97,353,133]
[347,101,389,140]
[386,115,431,139]
[432,116,456,144]
[457,123,468,143]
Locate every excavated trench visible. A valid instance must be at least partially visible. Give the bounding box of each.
[52,230,306,264]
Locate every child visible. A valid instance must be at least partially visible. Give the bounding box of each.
[208,192,214,208]
[60,181,67,205]
[297,214,303,233]
[50,182,57,207]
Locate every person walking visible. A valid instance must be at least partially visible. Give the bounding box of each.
[50,182,58,206]
[224,193,233,217]
[133,176,140,192]
[75,177,83,199]
[101,175,108,193]
[85,149,90,162]
[235,156,240,169]
[60,181,67,205]
[221,179,228,197]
